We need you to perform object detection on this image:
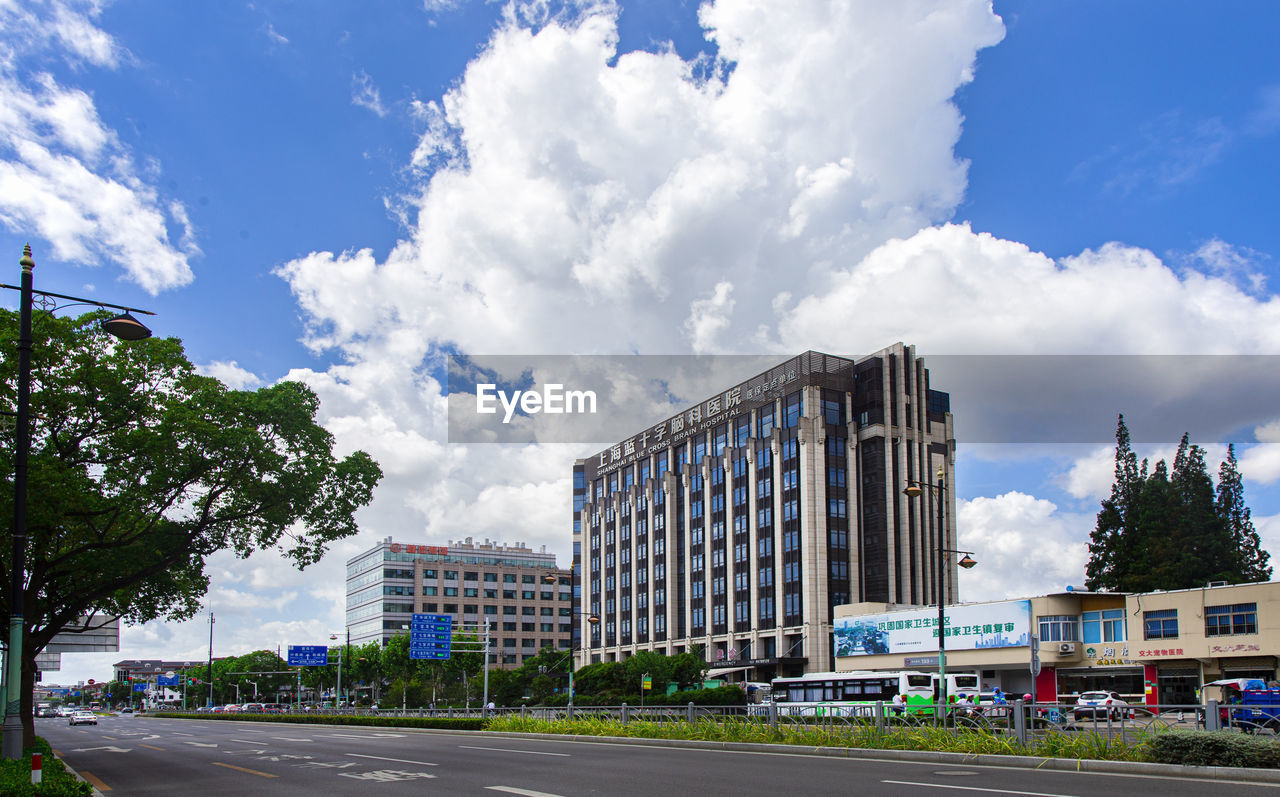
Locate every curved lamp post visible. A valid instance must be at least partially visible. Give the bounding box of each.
[2,245,156,759]
[543,572,598,704]
[903,466,976,713]
[330,630,350,707]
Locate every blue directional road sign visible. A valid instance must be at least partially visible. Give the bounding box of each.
[288,645,330,666]
[158,674,180,686]
[410,613,453,660]
[132,683,147,692]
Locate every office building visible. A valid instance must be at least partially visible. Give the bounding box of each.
[345,537,572,666]
[573,345,956,680]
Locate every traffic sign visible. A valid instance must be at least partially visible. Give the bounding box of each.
[288,645,330,666]
[158,674,180,686]
[410,613,453,659]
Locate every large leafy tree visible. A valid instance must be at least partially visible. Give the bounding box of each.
[1085,416,1270,592]
[0,309,382,744]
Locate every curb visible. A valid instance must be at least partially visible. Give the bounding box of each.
[147,716,1280,785]
[50,749,107,797]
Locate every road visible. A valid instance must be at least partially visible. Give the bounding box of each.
[36,713,1280,796]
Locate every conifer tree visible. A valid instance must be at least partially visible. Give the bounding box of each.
[1085,417,1269,591]
[1217,444,1272,582]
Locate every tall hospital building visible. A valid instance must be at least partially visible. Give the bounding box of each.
[573,345,957,680]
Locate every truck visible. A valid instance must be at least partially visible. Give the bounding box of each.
[1201,678,1280,731]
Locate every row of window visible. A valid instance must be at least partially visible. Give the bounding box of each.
[1040,603,1260,643]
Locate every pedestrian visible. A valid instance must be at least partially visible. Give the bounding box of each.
[891,692,905,716]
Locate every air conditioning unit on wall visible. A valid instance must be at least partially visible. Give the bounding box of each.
[1058,642,1076,654]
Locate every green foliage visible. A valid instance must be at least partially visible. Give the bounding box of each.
[1145,730,1280,768]
[0,737,92,796]
[501,648,710,707]
[0,308,380,745]
[1087,416,1269,592]
[1218,445,1273,582]
[484,716,1149,762]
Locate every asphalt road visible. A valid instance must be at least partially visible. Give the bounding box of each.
[35,714,1280,796]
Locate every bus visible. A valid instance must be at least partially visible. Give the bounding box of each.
[765,670,982,717]
[767,671,936,717]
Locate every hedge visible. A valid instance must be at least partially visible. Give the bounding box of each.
[0,737,92,796]
[1146,730,1280,769]
[159,713,486,731]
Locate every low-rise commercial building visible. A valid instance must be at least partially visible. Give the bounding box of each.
[832,580,1280,706]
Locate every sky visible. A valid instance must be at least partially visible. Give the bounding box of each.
[2,0,1279,686]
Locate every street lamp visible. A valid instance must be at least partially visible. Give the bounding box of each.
[903,466,976,714]
[2,245,156,760]
[543,571,599,704]
[330,629,350,708]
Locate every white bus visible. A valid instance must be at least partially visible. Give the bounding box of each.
[766,670,981,717]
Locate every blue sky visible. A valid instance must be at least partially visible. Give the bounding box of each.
[3,0,1279,685]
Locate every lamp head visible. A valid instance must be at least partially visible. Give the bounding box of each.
[101,312,152,341]
[903,484,923,498]
[957,554,978,570]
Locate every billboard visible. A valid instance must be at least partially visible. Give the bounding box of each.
[834,600,1032,657]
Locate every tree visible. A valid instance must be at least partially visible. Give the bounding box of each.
[1218,445,1272,582]
[0,310,382,745]
[1085,415,1268,592]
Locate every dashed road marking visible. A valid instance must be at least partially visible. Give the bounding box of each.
[139,744,165,751]
[460,745,570,757]
[486,787,567,797]
[79,771,111,791]
[212,762,278,778]
[346,753,439,766]
[881,781,1079,797]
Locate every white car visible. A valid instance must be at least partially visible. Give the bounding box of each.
[69,710,97,726]
[1073,691,1130,720]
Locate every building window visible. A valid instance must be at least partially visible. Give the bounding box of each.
[1038,615,1079,643]
[1143,609,1178,639]
[1082,609,1126,643]
[484,573,498,582]
[1206,603,1258,636]
[504,574,517,583]
[443,570,457,580]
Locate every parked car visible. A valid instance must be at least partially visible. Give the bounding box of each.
[1073,691,1130,721]
[69,710,97,726]
[241,703,265,713]
[260,703,285,714]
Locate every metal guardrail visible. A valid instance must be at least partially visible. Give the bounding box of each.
[190,700,1280,745]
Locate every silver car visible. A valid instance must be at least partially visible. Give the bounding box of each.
[69,710,97,726]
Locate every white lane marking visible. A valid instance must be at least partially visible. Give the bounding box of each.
[271,736,313,742]
[346,753,439,766]
[71,745,132,753]
[183,741,218,748]
[459,745,570,757]
[881,781,1079,797]
[322,733,405,739]
[485,788,567,797]
[231,739,267,744]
